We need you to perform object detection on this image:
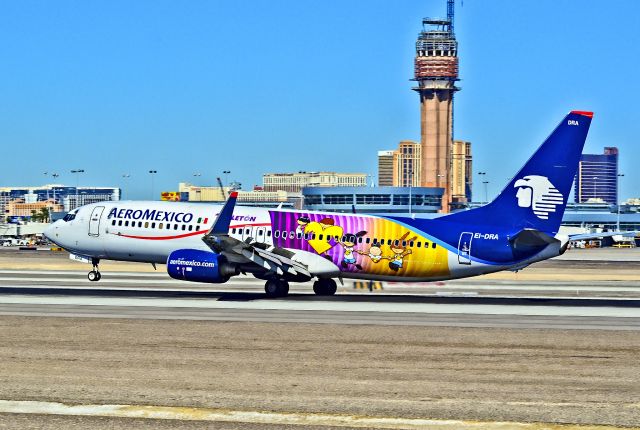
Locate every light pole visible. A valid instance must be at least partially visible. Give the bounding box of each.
[478,172,487,204]
[70,169,84,209]
[408,170,413,216]
[43,172,49,200]
[223,170,231,186]
[51,173,59,204]
[149,170,157,200]
[617,173,625,230]
[121,174,130,200]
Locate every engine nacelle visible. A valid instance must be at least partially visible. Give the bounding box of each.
[167,249,236,284]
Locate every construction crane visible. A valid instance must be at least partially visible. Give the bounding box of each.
[447,0,455,33]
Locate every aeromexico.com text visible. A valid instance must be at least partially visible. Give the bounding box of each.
[107,208,194,223]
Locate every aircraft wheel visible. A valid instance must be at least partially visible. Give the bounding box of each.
[265,279,288,298]
[95,271,102,281]
[88,271,98,282]
[313,279,337,296]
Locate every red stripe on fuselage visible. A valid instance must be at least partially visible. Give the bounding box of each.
[112,222,272,241]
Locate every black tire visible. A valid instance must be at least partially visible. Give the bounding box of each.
[95,271,102,281]
[88,271,97,282]
[313,279,337,296]
[265,280,280,298]
[313,281,326,295]
[279,281,289,297]
[324,279,337,296]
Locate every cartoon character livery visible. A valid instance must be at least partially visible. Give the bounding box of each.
[45,111,600,297]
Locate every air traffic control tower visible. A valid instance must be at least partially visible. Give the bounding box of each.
[413,0,459,212]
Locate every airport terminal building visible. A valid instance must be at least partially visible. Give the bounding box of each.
[302,186,444,214]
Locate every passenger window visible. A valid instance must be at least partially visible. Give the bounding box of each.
[409,241,414,247]
[111,220,116,226]
[258,230,263,236]
[188,225,193,231]
[118,220,123,226]
[432,242,437,249]
[232,228,236,234]
[267,230,272,237]
[151,222,156,229]
[174,224,178,230]
[246,228,250,235]
[159,223,163,229]
[394,240,399,246]
[274,231,280,238]
[138,221,142,228]
[125,221,129,227]
[166,224,170,229]
[182,225,186,231]
[296,232,302,239]
[319,234,324,240]
[402,241,406,246]
[365,237,371,244]
[358,237,363,243]
[144,222,149,228]
[417,242,422,248]
[387,239,392,245]
[289,231,295,239]
[281,230,286,237]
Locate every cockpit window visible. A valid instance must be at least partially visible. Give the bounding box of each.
[62,210,78,222]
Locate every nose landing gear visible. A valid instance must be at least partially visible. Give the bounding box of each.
[88,258,101,282]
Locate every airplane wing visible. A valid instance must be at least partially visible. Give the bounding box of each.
[201,193,312,280]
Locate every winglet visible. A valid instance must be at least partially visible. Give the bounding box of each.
[209,192,238,235]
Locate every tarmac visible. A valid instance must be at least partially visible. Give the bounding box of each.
[0,247,638,429]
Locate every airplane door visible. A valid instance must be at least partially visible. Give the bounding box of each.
[457,232,473,265]
[88,206,105,237]
[255,227,266,243]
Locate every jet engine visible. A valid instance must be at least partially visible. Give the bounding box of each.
[167,249,237,283]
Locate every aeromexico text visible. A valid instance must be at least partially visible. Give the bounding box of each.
[106,207,258,223]
[107,208,195,223]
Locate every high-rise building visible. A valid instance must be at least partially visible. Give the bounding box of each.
[392,141,422,187]
[263,172,367,193]
[574,147,619,205]
[377,151,394,186]
[451,140,472,203]
[413,0,459,213]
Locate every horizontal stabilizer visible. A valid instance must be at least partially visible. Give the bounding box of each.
[509,229,559,251]
[569,231,638,241]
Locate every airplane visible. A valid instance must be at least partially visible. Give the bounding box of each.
[45,110,602,297]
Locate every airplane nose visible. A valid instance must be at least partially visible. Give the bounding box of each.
[43,221,59,243]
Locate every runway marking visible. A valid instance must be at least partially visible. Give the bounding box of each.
[1,295,639,318]
[3,276,640,293]
[0,400,626,429]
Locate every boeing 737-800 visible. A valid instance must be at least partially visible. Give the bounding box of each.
[45,111,595,297]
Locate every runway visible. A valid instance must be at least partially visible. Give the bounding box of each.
[1,259,640,428]
[0,270,639,330]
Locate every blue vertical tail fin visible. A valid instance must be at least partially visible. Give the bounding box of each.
[443,111,593,235]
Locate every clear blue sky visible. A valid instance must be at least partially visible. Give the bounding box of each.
[1,1,638,201]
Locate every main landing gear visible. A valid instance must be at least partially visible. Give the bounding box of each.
[313,278,337,296]
[88,258,101,282]
[264,279,289,298]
